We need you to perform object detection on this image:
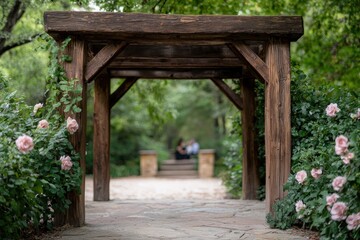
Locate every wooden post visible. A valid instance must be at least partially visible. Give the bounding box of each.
[93,74,111,201]
[140,150,158,177]
[60,37,87,226]
[265,38,291,213]
[198,149,215,178]
[240,78,259,200]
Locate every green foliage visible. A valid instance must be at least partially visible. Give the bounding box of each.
[221,128,242,199]
[266,197,298,230]
[268,66,360,239]
[0,38,82,239]
[94,0,241,14]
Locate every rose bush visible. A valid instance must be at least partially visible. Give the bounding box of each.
[0,38,83,239]
[265,66,359,239]
[268,100,360,239]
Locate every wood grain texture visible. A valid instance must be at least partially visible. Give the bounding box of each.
[61,38,87,227]
[85,42,128,83]
[211,78,243,111]
[264,38,291,213]
[108,68,242,79]
[109,57,244,69]
[228,42,269,83]
[44,12,303,42]
[110,77,138,108]
[93,74,111,201]
[240,78,259,199]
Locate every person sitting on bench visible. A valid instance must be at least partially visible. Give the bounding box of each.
[175,138,190,160]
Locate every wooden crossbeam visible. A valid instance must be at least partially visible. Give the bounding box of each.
[211,78,243,111]
[228,42,269,83]
[85,42,128,83]
[110,77,138,108]
[108,68,242,79]
[45,12,304,42]
[109,57,244,69]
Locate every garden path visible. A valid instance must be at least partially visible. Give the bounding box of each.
[47,177,314,239]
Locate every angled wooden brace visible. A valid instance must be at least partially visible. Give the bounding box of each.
[210,78,243,111]
[110,77,139,109]
[227,42,269,84]
[85,42,128,83]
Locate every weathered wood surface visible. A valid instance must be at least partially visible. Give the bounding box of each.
[108,68,242,79]
[44,12,303,42]
[59,38,87,227]
[265,38,291,213]
[240,78,259,200]
[85,42,128,83]
[210,78,243,111]
[115,44,257,58]
[93,74,110,201]
[110,57,244,69]
[228,42,269,83]
[110,77,138,108]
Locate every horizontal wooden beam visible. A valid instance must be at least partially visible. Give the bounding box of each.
[228,42,269,83]
[109,57,244,69]
[116,44,244,58]
[85,42,128,83]
[110,77,138,108]
[108,68,242,79]
[44,12,304,42]
[211,78,243,111]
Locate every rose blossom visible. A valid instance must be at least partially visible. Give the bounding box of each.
[346,213,360,230]
[335,135,349,155]
[330,202,347,221]
[66,117,79,134]
[15,135,34,154]
[326,193,340,207]
[33,103,43,114]
[295,200,306,212]
[325,103,340,117]
[350,108,360,120]
[295,170,307,184]
[37,119,49,129]
[60,156,73,171]
[332,176,347,191]
[311,168,322,179]
[341,152,354,165]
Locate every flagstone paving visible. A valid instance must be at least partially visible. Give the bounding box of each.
[48,177,313,239]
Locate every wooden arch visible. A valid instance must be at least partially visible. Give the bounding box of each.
[44,12,303,226]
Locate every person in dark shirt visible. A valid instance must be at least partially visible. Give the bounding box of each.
[175,138,190,160]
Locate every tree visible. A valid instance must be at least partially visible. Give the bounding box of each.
[0,0,88,57]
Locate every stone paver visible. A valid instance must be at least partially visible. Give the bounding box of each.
[52,177,308,240]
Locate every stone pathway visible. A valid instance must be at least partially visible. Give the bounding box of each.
[49,177,311,239]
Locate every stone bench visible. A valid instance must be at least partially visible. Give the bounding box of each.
[140,149,215,178]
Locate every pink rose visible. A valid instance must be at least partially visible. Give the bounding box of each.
[326,103,340,117]
[341,152,354,165]
[66,117,79,134]
[60,156,73,171]
[295,200,306,212]
[335,135,349,155]
[15,135,34,154]
[332,176,347,191]
[37,119,49,129]
[33,103,43,114]
[326,193,340,207]
[295,170,307,184]
[330,202,347,221]
[311,168,322,179]
[346,213,360,230]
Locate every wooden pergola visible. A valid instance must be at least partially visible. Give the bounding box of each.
[44,11,303,226]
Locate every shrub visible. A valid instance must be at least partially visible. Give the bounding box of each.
[0,38,82,239]
[267,68,360,239]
